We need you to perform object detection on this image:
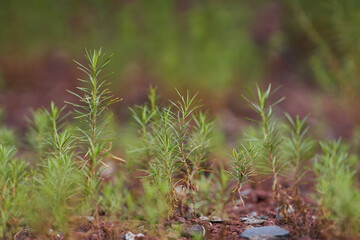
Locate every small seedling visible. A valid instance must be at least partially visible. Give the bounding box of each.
[21,103,84,236]
[314,140,360,238]
[130,88,214,217]
[228,144,256,206]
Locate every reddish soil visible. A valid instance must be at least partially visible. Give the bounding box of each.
[13,189,317,240]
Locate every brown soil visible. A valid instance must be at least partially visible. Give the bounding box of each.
[13,189,318,240]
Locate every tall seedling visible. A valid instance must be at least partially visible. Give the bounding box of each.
[242,84,285,192]
[67,49,121,223]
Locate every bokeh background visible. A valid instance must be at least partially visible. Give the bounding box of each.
[1,0,360,148]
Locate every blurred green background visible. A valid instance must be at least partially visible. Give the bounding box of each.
[1,0,360,142]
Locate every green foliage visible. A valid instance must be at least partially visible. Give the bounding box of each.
[131,88,214,215]
[26,108,52,157]
[189,112,214,183]
[243,84,285,190]
[283,114,316,185]
[137,180,172,224]
[0,108,18,147]
[0,1,263,93]
[0,128,17,147]
[101,175,135,220]
[228,145,256,206]
[192,174,214,216]
[0,144,27,238]
[67,49,121,220]
[210,167,232,218]
[314,140,360,238]
[242,85,319,231]
[288,0,360,98]
[22,103,84,235]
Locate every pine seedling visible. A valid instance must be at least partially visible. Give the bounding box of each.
[67,49,122,223]
[23,103,84,236]
[228,144,256,206]
[131,88,214,217]
[189,111,214,183]
[264,114,315,230]
[314,140,360,238]
[130,86,159,140]
[242,84,285,191]
[283,114,315,187]
[193,174,214,216]
[211,167,232,219]
[137,180,172,224]
[170,89,202,190]
[101,175,135,220]
[25,108,52,157]
[0,144,27,239]
[0,109,18,146]
[147,106,180,212]
[129,86,159,168]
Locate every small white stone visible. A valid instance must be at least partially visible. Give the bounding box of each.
[199,216,209,221]
[125,232,136,240]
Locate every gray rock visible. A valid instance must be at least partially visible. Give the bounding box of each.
[249,235,279,240]
[210,216,222,223]
[241,216,268,225]
[241,226,289,239]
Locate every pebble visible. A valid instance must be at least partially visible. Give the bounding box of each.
[124,231,144,240]
[241,216,268,225]
[241,226,289,239]
[251,211,258,216]
[199,216,209,221]
[210,216,222,223]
